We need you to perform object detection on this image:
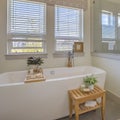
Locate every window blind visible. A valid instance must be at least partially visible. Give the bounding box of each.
[55,5,83,51]
[8,0,46,54]
[101,10,115,40]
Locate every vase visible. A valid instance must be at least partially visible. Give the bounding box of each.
[28,65,38,74]
[88,85,94,90]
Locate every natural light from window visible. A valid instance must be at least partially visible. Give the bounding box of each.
[101,10,115,40]
[55,5,83,51]
[7,0,46,54]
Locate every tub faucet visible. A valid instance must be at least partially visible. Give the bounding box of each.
[67,48,74,67]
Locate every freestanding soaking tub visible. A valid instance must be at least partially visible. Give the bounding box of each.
[0,66,106,120]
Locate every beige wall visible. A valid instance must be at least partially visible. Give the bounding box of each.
[0,0,91,73]
[92,56,120,98]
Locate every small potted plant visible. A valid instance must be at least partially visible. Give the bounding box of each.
[27,57,44,73]
[83,75,97,90]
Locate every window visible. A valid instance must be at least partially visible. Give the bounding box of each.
[7,0,46,54]
[102,10,113,26]
[101,10,115,40]
[93,0,120,55]
[55,5,83,51]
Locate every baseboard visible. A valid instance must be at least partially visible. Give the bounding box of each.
[106,90,120,105]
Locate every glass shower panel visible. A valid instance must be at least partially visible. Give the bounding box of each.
[93,0,120,54]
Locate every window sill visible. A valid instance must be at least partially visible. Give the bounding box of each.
[53,51,84,58]
[91,52,120,60]
[5,53,48,59]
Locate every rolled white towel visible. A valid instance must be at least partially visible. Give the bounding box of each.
[85,100,97,107]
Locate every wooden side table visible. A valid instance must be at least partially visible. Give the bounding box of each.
[68,85,106,120]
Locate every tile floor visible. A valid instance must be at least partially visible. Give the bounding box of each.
[58,95,120,120]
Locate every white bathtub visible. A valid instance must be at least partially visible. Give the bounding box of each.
[0,66,106,120]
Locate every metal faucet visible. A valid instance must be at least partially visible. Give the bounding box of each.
[67,46,74,67]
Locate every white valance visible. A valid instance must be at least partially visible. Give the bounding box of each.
[30,0,88,10]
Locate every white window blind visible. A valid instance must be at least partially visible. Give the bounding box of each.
[101,10,115,40]
[7,0,46,54]
[55,5,83,51]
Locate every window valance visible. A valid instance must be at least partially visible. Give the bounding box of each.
[29,0,88,10]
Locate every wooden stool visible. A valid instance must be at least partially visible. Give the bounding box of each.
[68,85,106,120]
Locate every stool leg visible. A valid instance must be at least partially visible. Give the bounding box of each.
[68,94,73,119]
[101,92,106,120]
[75,114,79,120]
[75,103,79,120]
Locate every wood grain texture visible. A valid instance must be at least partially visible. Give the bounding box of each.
[68,85,106,120]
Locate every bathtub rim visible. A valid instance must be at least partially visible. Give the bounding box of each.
[0,66,106,87]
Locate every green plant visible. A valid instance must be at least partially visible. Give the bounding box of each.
[27,57,44,66]
[84,75,97,85]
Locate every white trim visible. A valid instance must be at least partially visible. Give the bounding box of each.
[5,53,48,59]
[8,39,45,42]
[55,36,82,40]
[53,51,84,58]
[107,90,120,104]
[7,33,46,38]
